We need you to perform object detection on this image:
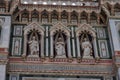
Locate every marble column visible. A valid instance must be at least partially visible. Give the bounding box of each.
[41,35,44,58]
[50,35,54,58]
[46,27,49,57]
[67,36,72,58]
[71,27,76,57]
[118,68,120,80]
[23,34,27,57]
[93,37,99,58]
[0,65,6,80]
[76,36,81,58]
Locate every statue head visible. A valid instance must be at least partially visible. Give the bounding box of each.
[83,38,87,42]
[58,37,62,42]
[32,36,36,40]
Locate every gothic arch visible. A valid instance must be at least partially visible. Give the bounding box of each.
[41,10,49,22]
[80,11,88,23]
[24,22,44,35]
[23,22,45,58]
[50,22,70,36]
[50,22,71,58]
[31,9,39,21]
[76,24,96,37]
[75,24,99,59]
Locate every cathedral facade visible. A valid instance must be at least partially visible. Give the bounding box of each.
[0,0,120,80]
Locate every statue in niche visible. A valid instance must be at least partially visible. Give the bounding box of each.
[55,37,66,58]
[82,37,93,59]
[28,36,39,57]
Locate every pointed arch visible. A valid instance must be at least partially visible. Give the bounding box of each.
[50,22,71,58]
[90,11,97,24]
[114,3,120,16]
[23,22,45,57]
[76,24,99,59]
[80,11,88,23]
[50,22,70,36]
[76,24,96,37]
[61,10,68,23]
[61,10,68,19]
[21,9,29,22]
[24,22,44,35]
[41,10,49,23]
[31,9,39,22]
[71,11,78,23]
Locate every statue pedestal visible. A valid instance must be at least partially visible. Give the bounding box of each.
[83,56,93,59]
[56,55,66,58]
[28,55,39,57]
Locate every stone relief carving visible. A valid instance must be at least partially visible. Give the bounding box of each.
[50,22,71,58]
[98,40,109,58]
[13,25,23,36]
[12,37,22,56]
[23,22,45,58]
[28,36,39,57]
[55,37,66,58]
[76,24,99,59]
[97,28,106,38]
[81,37,93,59]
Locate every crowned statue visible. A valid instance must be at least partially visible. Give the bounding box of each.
[81,37,93,59]
[55,37,66,58]
[28,36,39,57]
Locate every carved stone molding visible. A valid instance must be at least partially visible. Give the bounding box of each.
[76,23,96,37]
[50,21,71,36]
[8,62,113,76]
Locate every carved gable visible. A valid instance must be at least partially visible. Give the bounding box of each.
[50,22,71,36]
[76,23,96,37]
[24,22,45,35]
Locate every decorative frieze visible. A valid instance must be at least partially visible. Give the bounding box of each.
[8,63,113,75]
[22,77,101,80]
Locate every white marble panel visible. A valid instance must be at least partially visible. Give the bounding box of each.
[98,40,109,58]
[0,16,11,48]
[12,37,22,56]
[109,19,120,51]
[13,25,23,36]
[0,65,6,80]
[9,74,19,80]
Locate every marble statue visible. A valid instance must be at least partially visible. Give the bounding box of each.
[55,37,66,58]
[28,36,39,57]
[82,38,93,59]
